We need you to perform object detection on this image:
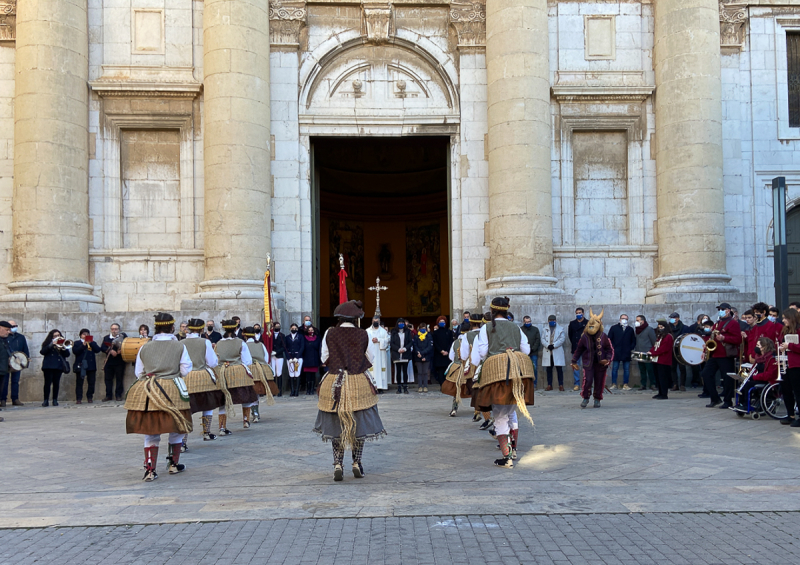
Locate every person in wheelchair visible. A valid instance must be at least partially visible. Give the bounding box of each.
[734,337,779,412]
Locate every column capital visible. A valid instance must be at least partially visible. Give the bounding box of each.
[450,1,486,49]
[269,0,306,49]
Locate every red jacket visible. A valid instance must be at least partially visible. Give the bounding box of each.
[752,353,779,383]
[649,333,674,366]
[711,317,742,359]
[786,340,800,369]
[763,321,784,348]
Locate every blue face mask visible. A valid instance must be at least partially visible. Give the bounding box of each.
[304,320,311,327]
[718,310,726,319]
[576,314,583,320]
[669,318,676,325]
[524,323,532,328]
[398,323,405,329]
[704,327,712,333]
[549,321,556,328]
[419,328,427,334]
[438,322,446,328]
[769,315,777,323]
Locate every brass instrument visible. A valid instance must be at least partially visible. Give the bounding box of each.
[54,338,73,350]
[735,363,758,394]
[778,352,787,380]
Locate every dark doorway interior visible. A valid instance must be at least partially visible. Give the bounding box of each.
[787,206,800,303]
[312,136,450,331]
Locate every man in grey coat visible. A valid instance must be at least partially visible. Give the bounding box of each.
[521,316,541,387]
[634,315,657,390]
[541,315,567,391]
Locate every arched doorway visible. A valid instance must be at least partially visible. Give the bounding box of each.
[787,206,800,302]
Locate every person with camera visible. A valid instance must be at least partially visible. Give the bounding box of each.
[101,323,128,402]
[40,329,71,407]
[73,329,101,404]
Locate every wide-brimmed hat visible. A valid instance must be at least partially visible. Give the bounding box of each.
[334,300,365,319]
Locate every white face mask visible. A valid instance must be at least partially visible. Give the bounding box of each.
[10,327,17,333]
[620,319,628,326]
[634,321,641,328]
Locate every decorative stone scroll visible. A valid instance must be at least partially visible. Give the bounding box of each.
[719,1,747,51]
[362,1,393,45]
[0,0,16,42]
[450,1,486,48]
[269,0,306,47]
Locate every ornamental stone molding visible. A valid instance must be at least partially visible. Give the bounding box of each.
[269,0,306,48]
[362,1,393,45]
[450,1,486,48]
[0,0,15,42]
[719,1,747,51]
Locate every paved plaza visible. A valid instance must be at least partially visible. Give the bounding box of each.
[2,388,799,563]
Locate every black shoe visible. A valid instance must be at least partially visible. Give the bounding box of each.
[403,386,409,394]
[706,400,721,408]
[697,393,710,398]
[479,418,494,431]
[791,419,800,428]
[396,386,402,394]
[115,396,123,402]
[652,395,668,400]
[719,402,732,409]
[52,400,58,406]
[41,400,49,407]
[780,416,794,425]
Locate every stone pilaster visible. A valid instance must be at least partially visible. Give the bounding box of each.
[192,0,271,306]
[484,0,564,304]
[649,0,738,302]
[0,0,102,312]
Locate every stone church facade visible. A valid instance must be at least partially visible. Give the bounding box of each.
[0,1,799,378]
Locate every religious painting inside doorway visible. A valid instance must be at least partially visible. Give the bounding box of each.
[406,222,441,316]
[328,220,364,314]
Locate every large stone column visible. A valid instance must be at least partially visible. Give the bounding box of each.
[0,0,101,312]
[197,0,271,304]
[484,0,562,302]
[649,0,737,300]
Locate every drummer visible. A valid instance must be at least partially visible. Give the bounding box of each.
[648,320,674,400]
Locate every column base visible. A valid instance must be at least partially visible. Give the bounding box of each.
[180,279,285,314]
[646,273,754,305]
[0,282,104,313]
[482,275,574,310]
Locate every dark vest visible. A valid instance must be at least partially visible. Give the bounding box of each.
[487,320,522,357]
[325,326,371,374]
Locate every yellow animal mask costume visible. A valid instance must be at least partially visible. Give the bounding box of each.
[585,308,604,336]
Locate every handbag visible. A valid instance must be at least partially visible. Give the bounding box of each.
[60,354,71,374]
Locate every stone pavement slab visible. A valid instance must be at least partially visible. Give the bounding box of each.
[1,388,799,528]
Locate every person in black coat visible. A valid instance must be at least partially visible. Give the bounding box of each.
[40,329,71,407]
[72,329,101,404]
[390,318,414,394]
[568,308,588,390]
[668,312,691,391]
[270,322,287,397]
[201,320,222,344]
[302,326,323,395]
[431,316,454,386]
[607,315,637,389]
[100,323,128,401]
[285,323,306,396]
[413,323,434,392]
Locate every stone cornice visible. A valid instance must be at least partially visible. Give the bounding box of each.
[0,0,15,43]
[450,1,485,48]
[551,86,655,103]
[89,66,202,99]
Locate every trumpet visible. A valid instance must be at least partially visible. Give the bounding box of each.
[778,351,787,380]
[54,337,73,350]
[735,363,758,394]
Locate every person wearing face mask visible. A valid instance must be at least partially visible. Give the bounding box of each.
[231,316,243,339]
[668,313,690,392]
[286,323,306,397]
[541,315,567,391]
[688,314,711,387]
[0,322,12,420]
[366,316,389,392]
[201,321,222,344]
[608,314,636,390]
[300,315,318,337]
[648,320,674,400]
[571,309,613,408]
[432,316,454,386]
[633,315,657,391]
[302,325,323,395]
[520,316,541,387]
[778,309,800,427]
[253,324,263,343]
[270,322,287,397]
[101,323,128,402]
[390,318,414,394]
[699,303,742,408]
[1,319,29,407]
[568,308,588,391]
[39,329,71,407]
[413,323,434,393]
[734,336,779,413]
[451,318,461,339]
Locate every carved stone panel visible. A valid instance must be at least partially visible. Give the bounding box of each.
[0,0,16,42]
[719,1,747,51]
[450,1,486,48]
[269,0,307,48]
[362,1,393,45]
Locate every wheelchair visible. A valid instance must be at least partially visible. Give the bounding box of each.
[730,380,769,419]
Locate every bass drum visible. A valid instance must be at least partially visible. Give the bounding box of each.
[674,334,706,366]
[120,337,150,363]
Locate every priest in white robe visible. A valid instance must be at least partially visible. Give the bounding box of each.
[366,316,389,391]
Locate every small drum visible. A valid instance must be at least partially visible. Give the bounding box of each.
[674,334,706,366]
[120,337,150,363]
[8,351,29,371]
[631,351,652,363]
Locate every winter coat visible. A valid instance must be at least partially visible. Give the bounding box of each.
[271,332,287,358]
[432,327,454,368]
[390,328,414,362]
[7,332,30,358]
[302,335,322,369]
[520,324,542,356]
[413,332,434,362]
[634,325,657,353]
[541,324,567,367]
[39,342,70,372]
[571,332,614,367]
[72,340,101,373]
[608,324,637,362]
[649,333,675,366]
[285,332,305,359]
[568,318,588,352]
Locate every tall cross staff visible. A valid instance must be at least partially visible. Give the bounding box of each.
[369,276,388,317]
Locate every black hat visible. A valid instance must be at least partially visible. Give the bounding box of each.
[469,313,483,323]
[333,300,365,319]
[0,321,11,328]
[656,318,669,327]
[547,315,556,321]
[716,302,732,310]
[242,326,256,338]
[669,312,680,318]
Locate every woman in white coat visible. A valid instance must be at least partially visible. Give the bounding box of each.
[541,314,567,391]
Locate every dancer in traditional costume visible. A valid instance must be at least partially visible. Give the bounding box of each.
[471,297,535,469]
[470,313,494,428]
[214,320,257,431]
[442,313,482,417]
[243,326,277,422]
[313,300,387,481]
[182,318,222,445]
[570,309,614,408]
[124,313,193,482]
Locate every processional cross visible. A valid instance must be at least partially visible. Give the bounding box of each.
[368,277,388,317]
